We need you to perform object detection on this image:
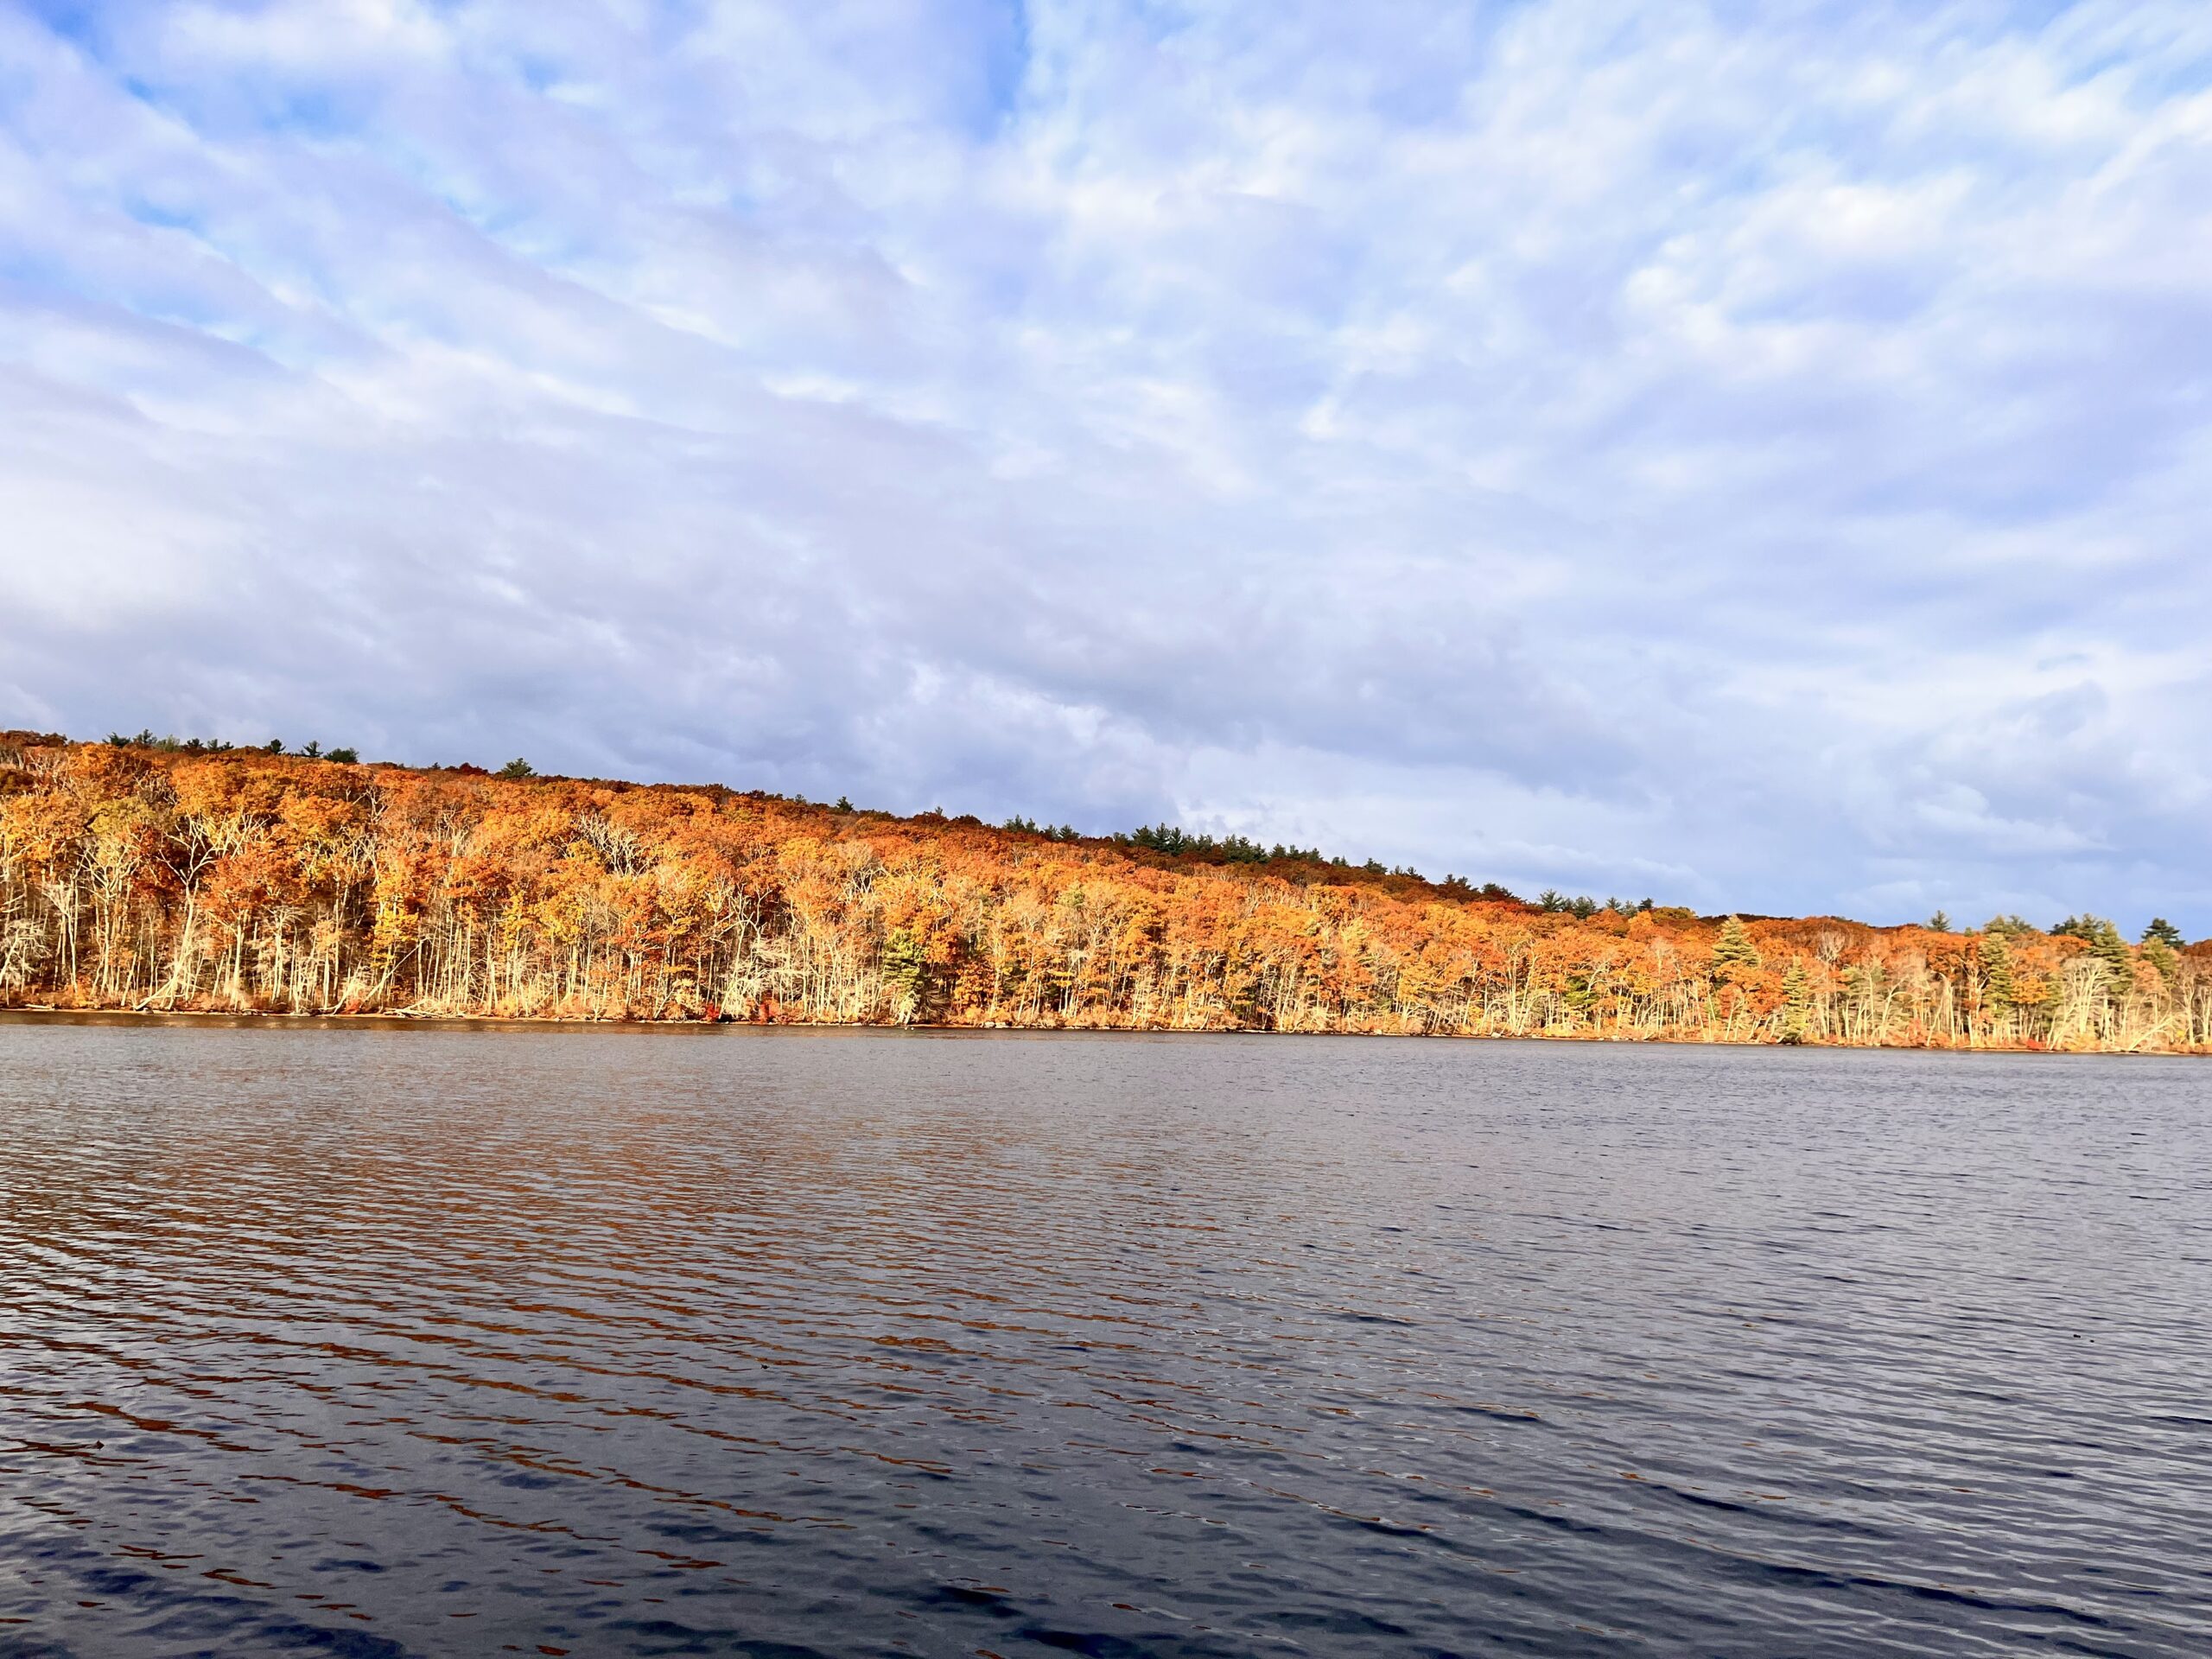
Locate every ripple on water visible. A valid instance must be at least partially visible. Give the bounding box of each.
[1,1023,2209,1657]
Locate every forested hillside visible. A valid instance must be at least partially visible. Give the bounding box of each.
[2,734,2205,1051]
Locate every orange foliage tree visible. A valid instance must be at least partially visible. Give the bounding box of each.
[1,733,2205,1051]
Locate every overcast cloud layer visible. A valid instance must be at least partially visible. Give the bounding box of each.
[3,1,2209,931]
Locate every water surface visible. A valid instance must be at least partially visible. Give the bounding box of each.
[2,1023,2207,1656]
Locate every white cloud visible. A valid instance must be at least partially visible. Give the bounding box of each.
[2,0,2209,931]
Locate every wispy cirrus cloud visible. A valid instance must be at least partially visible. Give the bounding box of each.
[3,0,2209,930]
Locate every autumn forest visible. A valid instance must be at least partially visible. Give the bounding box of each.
[2,733,2205,1052]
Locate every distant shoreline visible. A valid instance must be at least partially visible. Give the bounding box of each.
[0,1006,2190,1056]
[5,739,2204,1056]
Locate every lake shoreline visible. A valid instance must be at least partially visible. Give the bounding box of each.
[9,743,2202,1058]
[1,1004,2194,1055]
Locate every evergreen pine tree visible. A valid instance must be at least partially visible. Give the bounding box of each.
[881,928,928,1025]
[1980,929,2018,1010]
[1780,959,1811,1044]
[2142,918,2184,948]
[2089,919,2134,995]
[1712,915,1762,977]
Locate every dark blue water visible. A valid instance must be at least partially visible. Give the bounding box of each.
[1,1021,2207,1656]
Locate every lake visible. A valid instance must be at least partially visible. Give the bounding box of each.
[1,1021,2206,1656]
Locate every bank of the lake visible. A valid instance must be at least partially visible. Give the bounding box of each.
[1,1002,2200,1054]
[6,739,2207,1052]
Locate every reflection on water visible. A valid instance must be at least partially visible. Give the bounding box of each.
[1,1021,2207,1656]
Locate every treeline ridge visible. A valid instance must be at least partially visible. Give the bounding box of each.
[1,733,2204,1051]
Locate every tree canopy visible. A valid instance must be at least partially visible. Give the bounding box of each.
[2,734,2204,1051]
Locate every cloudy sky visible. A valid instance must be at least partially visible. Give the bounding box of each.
[3,2,2209,931]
